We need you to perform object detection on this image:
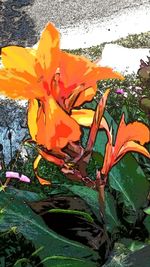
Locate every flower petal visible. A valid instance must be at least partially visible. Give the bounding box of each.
[35,23,60,81]
[28,99,39,141]
[60,52,124,90]
[115,141,150,164]
[101,128,113,176]
[20,174,30,183]
[6,171,20,179]
[73,86,96,107]
[115,114,150,157]
[35,96,81,150]
[33,155,51,185]
[71,108,109,132]
[39,149,64,166]
[2,46,36,77]
[0,69,43,100]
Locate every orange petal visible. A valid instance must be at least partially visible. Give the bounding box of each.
[60,52,123,90]
[71,108,109,132]
[0,69,44,100]
[39,149,64,166]
[101,128,113,176]
[2,46,36,77]
[36,96,81,150]
[73,86,96,107]
[85,89,110,152]
[60,52,94,88]
[116,141,150,164]
[28,99,39,141]
[33,155,51,185]
[114,114,150,157]
[35,23,60,81]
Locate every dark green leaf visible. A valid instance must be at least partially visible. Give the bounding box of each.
[121,105,129,122]
[144,215,150,234]
[0,191,99,267]
[37,256,97,267]
[102,243,150,267]
[48,209,94,223]
[120,238,146,252]
[105,191,121,232]
[63,184,102,223]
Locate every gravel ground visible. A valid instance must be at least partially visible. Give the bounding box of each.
[0,0,150,48]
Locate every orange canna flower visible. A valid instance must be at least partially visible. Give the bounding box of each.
[101,114,150,177]
[0,23,123,153]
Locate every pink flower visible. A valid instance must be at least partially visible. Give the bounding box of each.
[5,171,30,183]
[115,88,124,94]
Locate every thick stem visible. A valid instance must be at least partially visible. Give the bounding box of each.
[96,171,107,217]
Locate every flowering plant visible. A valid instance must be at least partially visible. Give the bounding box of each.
[0,22,150,266]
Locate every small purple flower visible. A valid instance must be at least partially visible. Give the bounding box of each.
[6,171,30,183]
[115,88,125,94]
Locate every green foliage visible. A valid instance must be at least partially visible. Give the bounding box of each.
[102,243,150,267]
[105,191,121,233]
[0,188,100,267]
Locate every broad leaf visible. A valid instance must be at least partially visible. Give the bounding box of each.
[63,184,102,223]
[63,184,121,233]
[102,243,150,267]
[36,256,97,267]
[0,190,99,267]
[105,191,121,232]
[144,215,150,234]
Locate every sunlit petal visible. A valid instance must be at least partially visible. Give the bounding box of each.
[33,155,51,185]
[39,149,64,166]
[36,23,60,80]
[73,86,96,107]
[36,96,81,150]
[115,114,150,157]
[101,127,113,176]
[71,108,109,132]
[116,141,150,163]
[28,99,39,141]
[2,46,36,77]
[60,52,124,91]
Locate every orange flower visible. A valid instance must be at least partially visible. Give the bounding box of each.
[101,114,150,177]
[0,23,123,152]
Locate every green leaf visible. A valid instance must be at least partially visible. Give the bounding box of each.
[63,184,102,223]
[120,238,146,252]
[121,105,129,122]
[48,209,94,223]
[102,242,130,267]
[5,187,45,202]
[125,245,150,267]
[144,207,150,215]
[37,256,97,267]
[144,215,150,234]
[105,191,121,232]
[102,243,150,267]
[0,191,99,267]
[14,258,31,267]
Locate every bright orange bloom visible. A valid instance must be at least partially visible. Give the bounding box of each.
[0,23,123,154]
[101,114,150,177]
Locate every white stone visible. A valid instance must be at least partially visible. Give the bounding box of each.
[98,44,150,74]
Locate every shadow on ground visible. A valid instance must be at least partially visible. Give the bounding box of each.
[0,0,37,47]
